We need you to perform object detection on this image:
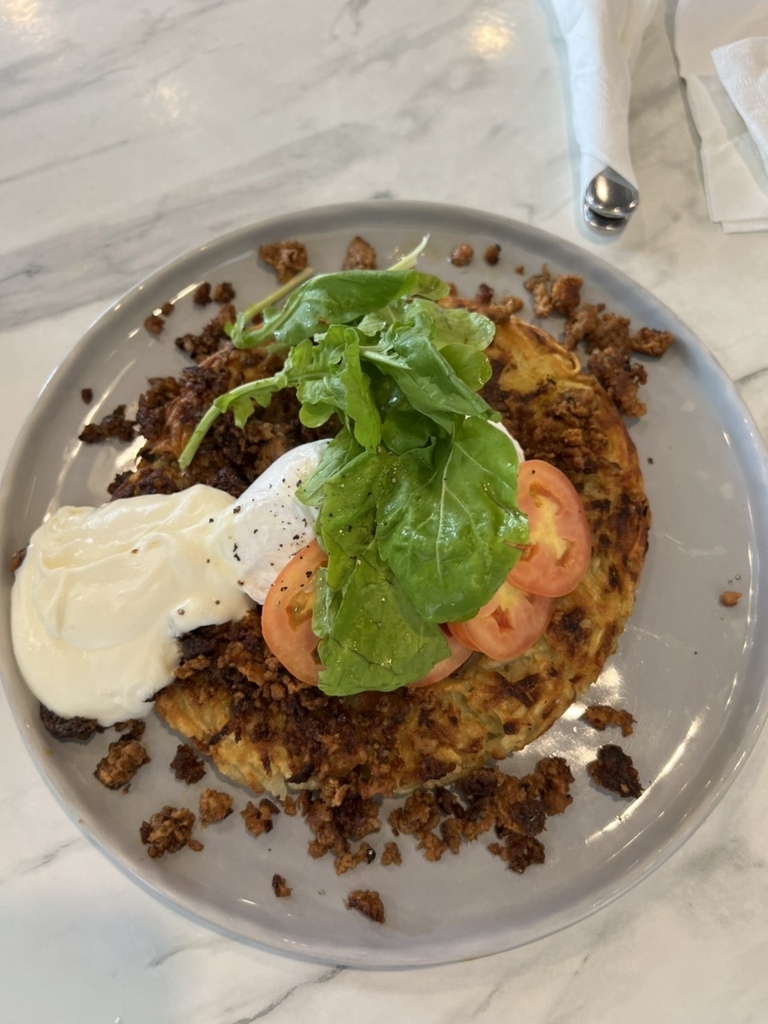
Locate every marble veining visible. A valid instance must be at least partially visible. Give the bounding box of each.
[1,1,768,1022]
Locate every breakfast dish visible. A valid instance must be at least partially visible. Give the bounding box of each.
[1,202,766,967]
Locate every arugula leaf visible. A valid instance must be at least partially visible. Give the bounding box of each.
[312,539,449,696]
[376,417,528,623]
[231,269,449,352]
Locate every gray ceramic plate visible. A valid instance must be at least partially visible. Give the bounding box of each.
[2,202,767,967]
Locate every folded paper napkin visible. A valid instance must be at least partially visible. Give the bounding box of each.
[549,0,659,207]
[675,1,768,232]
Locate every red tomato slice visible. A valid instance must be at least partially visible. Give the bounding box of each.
[507,460,591,598]
[447,581,554,661]
[408,627,473,688]
[261,540,326,686]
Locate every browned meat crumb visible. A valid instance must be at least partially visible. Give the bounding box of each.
[550,274,583,317]
[630,326,675,357]
[484,243,501,265]
[515,264,525,274]
[272,873,292,898]
[587,744,643,799]
[335,842,376,875]
[380,841,402,866]
[79,404,137,444]
[587,347,648,418]
[170,743,206,784]
[81,388,93,404]
[281,795,298,816]
[199,788,234,826]
[342,236,377,270]
[720,590,742,607]
[449,243,474,267]
[10,546,26,573]
[160,301,175,316]
[213,282,236,304]
[488,834,546,873]
[300,790,381,865]
[175,303,237,362]
[113,718,146,741]
[193,282,212,306]
[562,303,601,349]
[584,311,632,353]
[258,240,309,283]
[140,806,201,857]
[475,282,495,304]
[389,790,441,837]
[242,798,280,837]
[345,889,385,924]
[39,703,102,742]
[386,758,573,865]
[144,314,165,335]
[94,737,151,789]
[582,704,635,737]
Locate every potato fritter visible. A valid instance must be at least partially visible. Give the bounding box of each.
[149,311,650,802]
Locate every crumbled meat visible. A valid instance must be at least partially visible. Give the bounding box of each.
[144,314,165,335]
[720,590,742,607]
[272,873,292,898]
[94,737,150,789]
[160,301,174,316]
[550,274,583,317]
[39,703,102,742]
[488,834,546,873]
[475,282,495,304]
[113,718,146,741]
[199,788,234,826]
[387,758,573,865]
[587,744,643,799]
[79,404,137,444]
[449,243,474,267]
[10,546,26,572]
[140,806,202,857]
[81,388,93,404]
[193,282,212,306]
[630,326,675,357]
[582,704,635,737]
[175,303,238,362]
[523,266,552,317]
[587,347,647,417]
[300,789,381,872]
[562,303,601,349]
[281,795,298,816]
[345,889,385,924]
[170,743,206,784]
[389,790,441,836]
[213,281,236,304]
[380,841,402,866]
[342,236,377,270]
[258,240,309,283]
[484,243,501,265]
[334,842,376,875]
[242,798,280,837]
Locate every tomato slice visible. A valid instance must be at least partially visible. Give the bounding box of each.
[447,581,554,661]
[408,627,473,688]
[507,460,591,598]
[261,540,326,686]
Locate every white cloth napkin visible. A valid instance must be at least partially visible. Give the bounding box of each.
[675,1,768,233]
[549,0,659,204]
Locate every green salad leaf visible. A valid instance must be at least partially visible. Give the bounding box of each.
[178,255,529,696]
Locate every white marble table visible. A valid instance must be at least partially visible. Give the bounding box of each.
[2,2,767,1021]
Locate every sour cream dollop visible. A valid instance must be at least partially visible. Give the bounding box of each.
[11,485,253,725]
